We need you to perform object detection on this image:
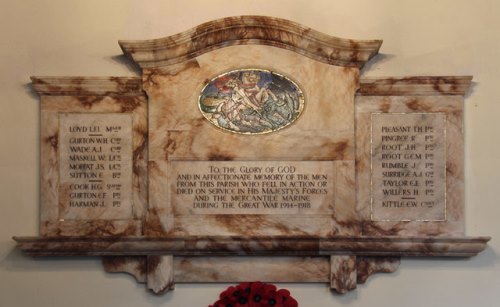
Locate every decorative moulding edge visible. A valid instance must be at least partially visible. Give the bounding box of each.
[30,75,472,97]
[30,76,144,96]
[13,235,490,257]
[358,76,473,96]
[118,15,383,69]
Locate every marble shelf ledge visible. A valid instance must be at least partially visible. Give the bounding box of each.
[14,235,490,257]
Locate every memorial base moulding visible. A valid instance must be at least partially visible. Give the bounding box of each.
[15,16,489,296]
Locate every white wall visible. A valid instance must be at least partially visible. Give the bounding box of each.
[1,1,498,306]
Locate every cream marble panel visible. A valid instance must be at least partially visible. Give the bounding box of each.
[333,161,358,231]
[355,95,464,236]
[40,107,60,224]
[163,128,352,161]
[146,160,173,236]
[147,45,357,162]
[147,160,356,236]
[169,161,335,215]
[146,45,358,237]
[40,95,147,236]
[169,215,334,236]
[58,113,134,220]
[174,257,330,283]
[42,220,142,237]
[371,113,446,221]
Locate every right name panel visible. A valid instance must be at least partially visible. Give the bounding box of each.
[355,77,469,236]
[371,113,446,221]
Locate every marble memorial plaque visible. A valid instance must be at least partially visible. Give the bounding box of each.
[58,113,133,220]
[169,161,334,215]
[18,16,489,296]
[371,113,446,221]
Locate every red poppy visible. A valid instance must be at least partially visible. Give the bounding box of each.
[236,282,252,295]
[276,289,298,307]
[210,282,298,307]
[283,296,298,307]
[250,281,264,292]
[209,299,225,307]
[218,286,238,305]
[259,283,278,304]
[261,283,277,296]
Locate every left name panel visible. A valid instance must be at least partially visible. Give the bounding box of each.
[58,113,133,220]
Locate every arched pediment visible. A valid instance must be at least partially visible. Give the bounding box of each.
[119,16,382,68]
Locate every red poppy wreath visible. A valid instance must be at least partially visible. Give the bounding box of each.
[209,282,298,307]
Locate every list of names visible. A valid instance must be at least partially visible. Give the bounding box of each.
[371,113,446,221]
[58,113,133,220]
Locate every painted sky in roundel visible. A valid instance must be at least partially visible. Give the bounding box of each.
[199,69,305,134]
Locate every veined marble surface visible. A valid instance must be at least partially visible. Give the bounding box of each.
[35,77,148,236]
[23,16,487,297]
[119,15,382,68]
[145,44,359,237]
[355,76,470,236]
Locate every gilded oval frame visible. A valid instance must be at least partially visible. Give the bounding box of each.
[198,69,305,135]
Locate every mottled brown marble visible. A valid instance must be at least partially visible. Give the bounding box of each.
[102,255,399,293]
[103,256,147,283]
[12,234,490,294]
[358,76,472,96]
[174,256,330,283]
[103,255,174,294]
[42,220,142,237]
[330,255,357,293]
[31,76,143,96]
[355,76,470,236]
[147,255,174,294]
[356,256,400,284]
[119,16,382,69]
[34,77,148,237]
[13,235,490,257]
[21,18,490,297]
[58,113,134,220]
[146,44,359,238]
[146,45,357,162]
[371,113,446,221]
[168,161,335,215]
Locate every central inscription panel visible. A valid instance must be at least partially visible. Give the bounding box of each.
[169,161,335,215]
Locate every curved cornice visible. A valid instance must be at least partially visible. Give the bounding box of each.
[119,16,382,69]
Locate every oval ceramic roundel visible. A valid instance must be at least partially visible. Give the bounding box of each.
[198,69,305,134]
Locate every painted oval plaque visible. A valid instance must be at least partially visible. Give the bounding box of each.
[199,69,305,134]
